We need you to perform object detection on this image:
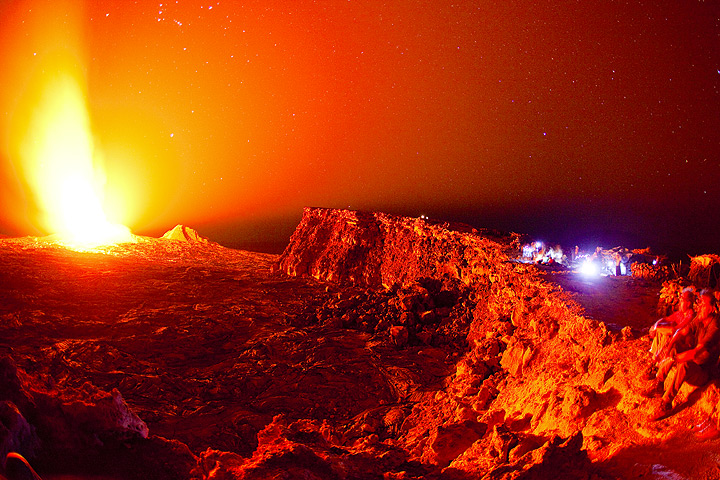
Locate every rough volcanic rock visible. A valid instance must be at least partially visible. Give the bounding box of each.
[275,207,519,289]
[0,355,195,479]
[448,432,602,480]
[162,224,211,243]
[195,415,422,480]
[0,356,148,441]
[5,208,720,479]
[0,234,456,478]
[274,207,720,479]
[688,254,720,289]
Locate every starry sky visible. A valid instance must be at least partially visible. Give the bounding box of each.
[0,0,718,255]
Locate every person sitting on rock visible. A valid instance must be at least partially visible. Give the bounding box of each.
[649,288,696,364]
[646,289,720,420]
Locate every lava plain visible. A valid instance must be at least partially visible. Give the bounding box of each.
[0,237,455,457]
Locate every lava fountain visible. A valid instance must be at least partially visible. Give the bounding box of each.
[16,66,133,249]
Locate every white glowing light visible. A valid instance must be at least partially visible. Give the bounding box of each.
[580,259,599,277]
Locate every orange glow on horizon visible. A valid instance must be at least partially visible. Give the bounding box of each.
[0,1,717,252]
[16,64,133,248]
[2,1,133,248]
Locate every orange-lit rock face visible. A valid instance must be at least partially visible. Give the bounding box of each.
[14,65,132,249]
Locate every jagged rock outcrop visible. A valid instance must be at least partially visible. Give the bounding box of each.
[688,254,720,289]
[195,415,420,479]
[275,207,519,288]
[631,262,670,282]
[0,356,195,479]
[162,225,211,243]
[0,356,148,444]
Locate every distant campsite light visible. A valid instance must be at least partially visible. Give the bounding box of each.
[580,259,599,277]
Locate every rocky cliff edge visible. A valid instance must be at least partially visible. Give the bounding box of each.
[269,207,720,479]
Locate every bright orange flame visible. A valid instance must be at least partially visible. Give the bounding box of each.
[17,71,132,248]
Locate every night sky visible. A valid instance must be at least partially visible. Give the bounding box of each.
[1,1,718,255]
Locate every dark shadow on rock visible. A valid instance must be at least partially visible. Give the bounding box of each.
[593,431,713,480]
[594,387,622,411]
[670,382,712,417]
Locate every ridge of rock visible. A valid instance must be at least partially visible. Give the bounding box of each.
[275,207,520,288]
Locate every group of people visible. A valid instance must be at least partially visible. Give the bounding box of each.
[646,287,720,434]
